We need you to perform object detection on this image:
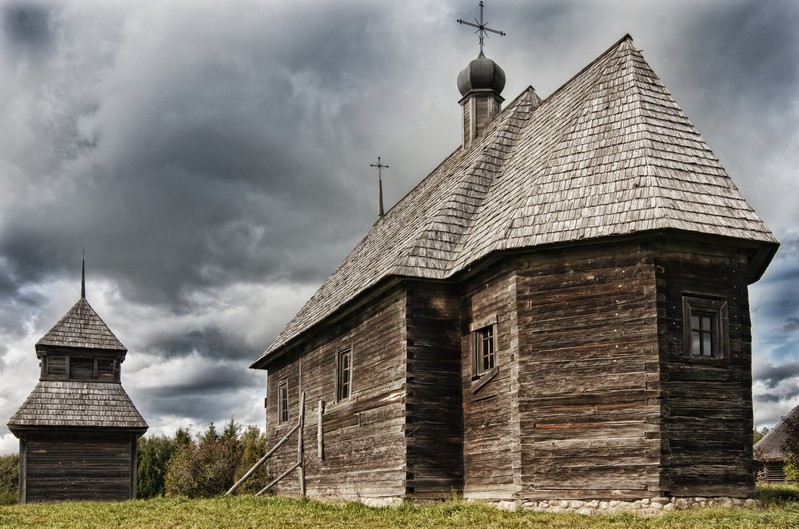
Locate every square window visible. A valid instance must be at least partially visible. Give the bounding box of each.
[278,381,289,424]
[337,348,352,401]
[682,296,728,358]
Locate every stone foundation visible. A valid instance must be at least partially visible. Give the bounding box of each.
[490,496,762,516]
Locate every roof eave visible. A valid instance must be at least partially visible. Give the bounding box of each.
[7,424,148,437]
[252,227,776,369]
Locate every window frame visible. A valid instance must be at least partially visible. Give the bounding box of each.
[278,380,289,424]
[470,314,498,378]
[682,295,728,358]
[336,348,353,402]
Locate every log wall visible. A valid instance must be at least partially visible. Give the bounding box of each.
[405,283,462,498]
[514,244,662,500]
[459,262,522,500]
[21,431,137,502]
[655,241,755,497]
[265,287,408,500]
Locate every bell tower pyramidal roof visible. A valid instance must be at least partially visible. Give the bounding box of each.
[36,262,126,353]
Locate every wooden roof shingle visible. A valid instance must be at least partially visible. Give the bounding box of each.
[252,35,777,368]
[754,405,799,462]
[7,380,148,431]
[36,297,127,352]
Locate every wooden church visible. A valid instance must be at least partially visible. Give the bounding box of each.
[250,34,778,502]
[7,267,148,503]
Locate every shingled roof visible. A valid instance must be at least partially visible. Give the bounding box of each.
[36,297,126,352]
[7,380,147,431]
[754,405,799,462]
[252,35,777,368]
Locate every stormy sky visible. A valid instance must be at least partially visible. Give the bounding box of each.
[1,0,797,453]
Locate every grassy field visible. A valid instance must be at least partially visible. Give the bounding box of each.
[1,487,799,529]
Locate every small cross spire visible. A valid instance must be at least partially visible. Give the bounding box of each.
[370,157,389,218]
[457,1,505,55]
[81,250,86,299]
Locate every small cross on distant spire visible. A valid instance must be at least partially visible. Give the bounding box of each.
[370,157,389,218]
[457,1,505,55]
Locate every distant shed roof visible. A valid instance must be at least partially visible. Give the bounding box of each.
[754,405,799,462]
[252,35,778,368]
[36,297,126,352]
[7,380,147,432]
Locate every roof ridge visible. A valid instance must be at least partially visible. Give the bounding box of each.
[628,45,666,226]
[539,34,634,109]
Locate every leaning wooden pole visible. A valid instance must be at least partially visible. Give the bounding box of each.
[255,462,301,496]
[226,422,300,495]
[241,391,307,497]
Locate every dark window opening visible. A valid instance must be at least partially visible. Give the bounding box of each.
[337,349,352,401]
[477,326,495,373]
[470,315,498,377]
[690,313,715,356]
[278,381,289,424]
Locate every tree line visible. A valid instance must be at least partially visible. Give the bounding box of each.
[137,419,269,498]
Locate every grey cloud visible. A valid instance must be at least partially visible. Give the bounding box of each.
[756,393,787,404]
[783,318,799,334]
[140,366,259,400]
[148,327,257,362]
[753,361,799,389]
[139,389,262,427]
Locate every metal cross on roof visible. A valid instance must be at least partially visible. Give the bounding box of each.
[457,1,505,54]
[370,157,389,217]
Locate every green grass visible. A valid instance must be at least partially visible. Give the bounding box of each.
[2,487,799,529]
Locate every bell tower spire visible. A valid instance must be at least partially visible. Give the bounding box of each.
[81,251,86,299]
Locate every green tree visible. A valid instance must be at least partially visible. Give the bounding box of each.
[165,420,258,497]
[0,454,19,505]
[137,427,191,498]
[232,425,269,495]
[753,426,771,444]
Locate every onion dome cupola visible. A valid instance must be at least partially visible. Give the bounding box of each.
[458,51,506,148]
[457,50,506,96]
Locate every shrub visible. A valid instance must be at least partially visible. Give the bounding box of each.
[784,455,799,482]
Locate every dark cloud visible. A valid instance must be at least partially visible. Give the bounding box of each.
[138,389,262,428]
[138,365,259,400]
[783,318,799,334]
[149,327,255,361]
[753,361,799,389]
[1,1,53,54]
